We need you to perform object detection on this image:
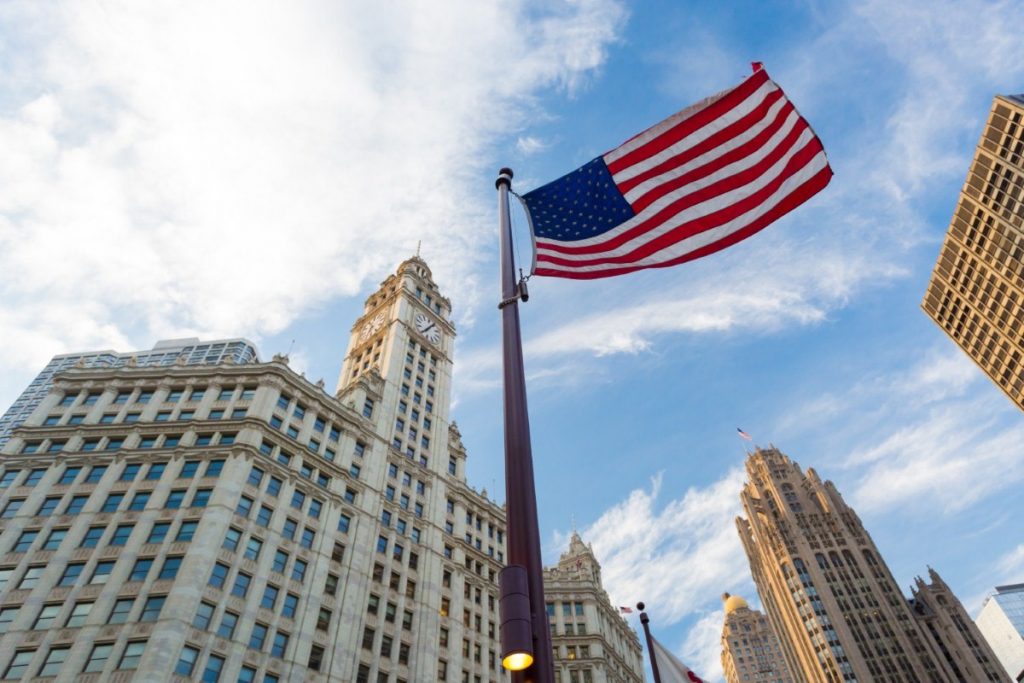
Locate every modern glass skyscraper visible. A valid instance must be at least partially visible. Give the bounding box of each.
[0,338,259,447]
[922,93,1024,411]
[976,583,1024,680]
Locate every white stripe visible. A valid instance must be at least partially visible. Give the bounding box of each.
[537,128,817,259]
[620,107,800,207]
[537,151,829,275]
[603,76,755,165]
[608,80,779,184]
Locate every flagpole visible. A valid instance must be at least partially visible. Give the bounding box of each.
[496,167,554,683]
[637,602,663,683]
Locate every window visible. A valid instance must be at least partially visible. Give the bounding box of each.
[57,563,83,587]
[362,399,374,418]
[34,604,61,629]
[4,652,33,679]
[137,391,153,404]
[282,593,299,619]
[300,527,315,549]
[332,543,345,563]
[241,387,256,401]
[174,520,198,542]
[345,488,357,504]
[256,505,273,527]
[261,584,279,610]
[21,469,43,486]
[282,518,297,540]
[125,413,141,423]
[209,563,230,588]
[58,467,81,485]
[158,556,182,580]
[129,558,153,582]
[0,610,16,634]
[60,394,77,407]
[217,388,234,401]
[101,493,123,512]
[65,601,92,627]
[14,530,37,553]
[62,494,88,515]
[272,550,288,574]
[290,490,306,511]
[217,611,238,638]
[309,499,322,518]
[235,495,253,517]
[165,490,186,509]
[244,537,263,561]
[175,645,199,676]
[1,499,22,519]
[204,460,224,477]
[39,646,70,676]
[141,596,165,622]
[222,527,242,552]
[271,631,289,658]
[325,573,339,596]
[111,525,133,546]
[190,489,212,507]
[128,492,150,511]
[180,461,200,478]
[156,411,172,422]
[83,643,112,673]
[291,559,308,582]
[119,641,146,670]
[194,601,216,630]
[108,598,134,624]
[250,623,269,650]
[267,477,282,497]
[231,572,251,598]
[145,463,165,480]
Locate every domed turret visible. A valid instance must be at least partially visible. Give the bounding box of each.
[722,592,749,614]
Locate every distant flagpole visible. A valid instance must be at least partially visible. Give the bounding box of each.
[637,602,664,683]
[496,168,555,683]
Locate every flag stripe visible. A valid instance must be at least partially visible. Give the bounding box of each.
[619,96,794,210]
[612,83,784,192]
[522,67,832,279]
[534,160,832,278]
[536,127,819,263]
[605,69,771,171]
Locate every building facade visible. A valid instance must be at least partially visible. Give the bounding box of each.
[0,257,513,682]
[720,592,794,683]
[976,583,1024,680]
[543,532,644,683]
[736,446,1008,683]
[922,93,1024,411]
[0,338,259,447]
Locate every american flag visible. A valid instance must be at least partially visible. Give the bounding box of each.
[619,606,634,614]
[737,427,753,441]
[521,66,832,279]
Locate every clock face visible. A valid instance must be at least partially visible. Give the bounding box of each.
[359,312,386,342]
[415,312,441,345]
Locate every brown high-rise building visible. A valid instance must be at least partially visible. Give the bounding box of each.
[720,592,795,683]
[923,94,1024,411]
[736,446,1008,683]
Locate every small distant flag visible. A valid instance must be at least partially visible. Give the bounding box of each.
[736,428,752,441]
[520,65,832,279]
[619,606,634,614]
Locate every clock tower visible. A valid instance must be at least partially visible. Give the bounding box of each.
[336,256,456,477]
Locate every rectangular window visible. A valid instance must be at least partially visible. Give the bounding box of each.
[256,505,273,527]
[165,490,186,509]
[87,465,108,483]
[175,646,199,676]
[145,463,166,480]
[128,492,150,511]
[193,601,216,630]
[39,646,70,676]
[190,489,212,507]
[179,461,200,478]
[111,525,133,545]
[119,641,146,670]
[91,561,115,584]
[158,556,182,580]
[108,598,134,624]
[217,612,238,638]
[235,495,253,517]
[291,559,307,582]
[261,584,279,610]
[250,623,269,650]
[231,572,252,598]
[148,522,171,544]
[58,563,83,586]
[43,528,68,550]
[244,537,263,561]
[34,604,61,630]
[83,643,112,673]
[271,632,289,658]
[140,596,165,622]
[282,593,298,618]
[209,563,230,588]
[204,460,224,477]
[14,530,37,553]
[129,558,153,582]
[300,528,315,549]
[1,499,23,518]
[267,477,282,497]
[101,493,124,512]
[282,518,297,540]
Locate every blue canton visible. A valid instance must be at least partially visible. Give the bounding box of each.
[522,157,635,241]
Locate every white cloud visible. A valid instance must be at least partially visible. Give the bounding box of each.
[516,136,549,155]
[0,0,627,407]
[680,609,727,681]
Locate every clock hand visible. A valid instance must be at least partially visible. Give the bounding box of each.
[422,323,436,334]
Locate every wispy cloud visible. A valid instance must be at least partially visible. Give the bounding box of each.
[0,0,627,408]
[516,136,550,155]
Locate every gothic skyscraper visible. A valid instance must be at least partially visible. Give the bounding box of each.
[736,446,1007,683]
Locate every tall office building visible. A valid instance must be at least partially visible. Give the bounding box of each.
[736,446,1008,683]
[543,532,644,683]
[719,592,794,683]
[0,257,512,682]
[922,93,1024,411]
[0,338,259,447]
[976,583,1024,680]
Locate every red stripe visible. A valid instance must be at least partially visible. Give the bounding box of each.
[534,165,833,279]
[615,89,787,197]
[538,122,815,259]
[626,99,797,214]
[606,70,771,175]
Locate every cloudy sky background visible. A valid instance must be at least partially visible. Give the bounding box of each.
[2,1,1024,679]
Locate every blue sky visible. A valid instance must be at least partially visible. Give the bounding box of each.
[1,1,1023,679]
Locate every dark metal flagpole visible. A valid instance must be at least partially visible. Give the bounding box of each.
[638,602,663,683]
[495,168,554,683]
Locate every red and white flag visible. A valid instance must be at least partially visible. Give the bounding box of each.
[651,635,706,683]
[619,606,634,614]
[521,65,832,279]
[736,427,753,441]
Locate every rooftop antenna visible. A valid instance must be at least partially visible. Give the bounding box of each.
[416,240,421,257]
[286,339,295,356]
